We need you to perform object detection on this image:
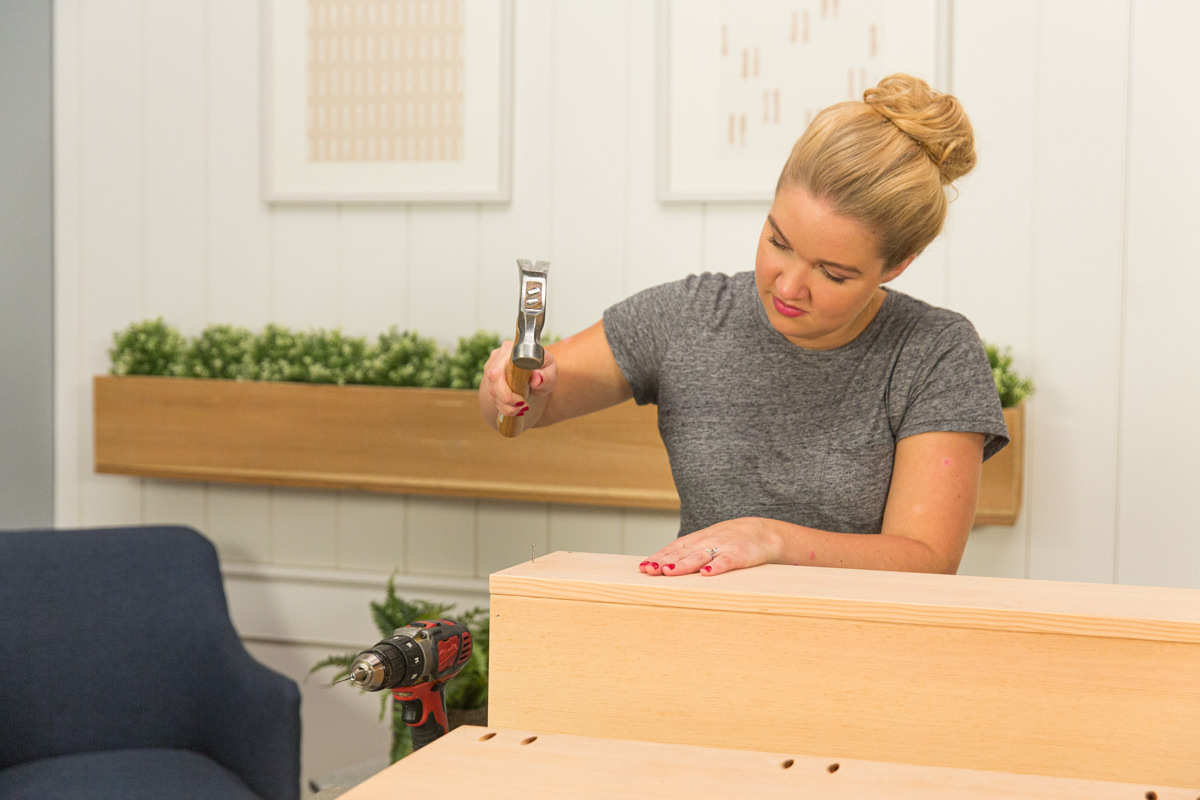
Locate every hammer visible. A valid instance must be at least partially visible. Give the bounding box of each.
[497,259,550,438]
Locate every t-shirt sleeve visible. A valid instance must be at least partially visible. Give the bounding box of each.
[602,277,693,406]
[894,317,1011,461]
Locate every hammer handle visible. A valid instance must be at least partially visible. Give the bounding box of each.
[497,359,533,438]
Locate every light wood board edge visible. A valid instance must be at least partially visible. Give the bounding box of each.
[490,552,1200,644]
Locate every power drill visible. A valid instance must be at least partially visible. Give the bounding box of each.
[338,619,474,751]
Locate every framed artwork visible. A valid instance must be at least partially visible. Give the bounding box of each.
[262,0,513,203]
[657,0,949,202]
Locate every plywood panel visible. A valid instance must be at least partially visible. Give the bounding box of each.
[1117,1,1200,589]
[488,552,1200,786]
[341,725,1198,800]
[1026,0,1129,583]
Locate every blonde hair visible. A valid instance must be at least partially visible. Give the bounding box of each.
[776,73,977,270]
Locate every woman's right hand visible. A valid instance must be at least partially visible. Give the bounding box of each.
[478,340,559,430]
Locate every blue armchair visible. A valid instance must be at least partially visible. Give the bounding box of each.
[0,525,301,800]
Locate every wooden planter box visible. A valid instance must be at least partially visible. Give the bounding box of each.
[93,376,1025,522]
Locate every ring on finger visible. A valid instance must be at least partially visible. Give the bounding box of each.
[703,547,719,559]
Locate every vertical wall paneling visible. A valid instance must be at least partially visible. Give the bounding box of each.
[270,206,341,327]
[948,0,1038,579]
[548,504,623,554]
[406,497,477,577]
[141,1,210,523]
[335,491,409,574]
[206,483,272,563]
[206,0,272,329]
[1116,0,1200,588]
[269,487,338,567]
[549,0,631,330]
[621,509,681,557]
[76,0,144,525]
[624,0,703,297]
[477,0,554,339]
[476,499,550,578]
[204,0,273,550]
[337,208,410,335]
[52,0,82,525]
[405,207,481,343]
[1026,0,1130,583]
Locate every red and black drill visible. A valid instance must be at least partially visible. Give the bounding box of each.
[337,619,473,751]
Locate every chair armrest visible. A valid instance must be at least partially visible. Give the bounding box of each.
[201,638,301,800]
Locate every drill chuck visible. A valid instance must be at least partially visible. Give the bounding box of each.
[346,635,428,692]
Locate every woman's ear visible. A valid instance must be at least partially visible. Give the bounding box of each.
[882,255,917,284]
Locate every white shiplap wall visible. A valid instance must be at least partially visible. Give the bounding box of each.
[52,0,1200,789]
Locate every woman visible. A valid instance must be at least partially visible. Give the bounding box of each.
[479,74,1008,578]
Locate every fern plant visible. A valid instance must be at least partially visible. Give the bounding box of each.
[308,575,489,763]
[983,342,1035,408]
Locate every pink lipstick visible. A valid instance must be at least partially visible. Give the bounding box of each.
[773,296,807,318]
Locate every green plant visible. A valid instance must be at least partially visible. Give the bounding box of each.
[181,324,255,380]
[308,575,489,763]
[364,327,448,387]
[442,330,502,389]
[109,318,187,377]
[984,342,1035,408]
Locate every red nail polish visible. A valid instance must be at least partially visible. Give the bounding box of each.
[665,564,675,570]
[639,561,649,567]
[650,562,659,569]
[703,565,713,573]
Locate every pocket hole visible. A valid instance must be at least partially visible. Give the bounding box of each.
[827,763,840,773]
[478,732,496,741]
[780,759,794,769]
[1144,793,1156,800]
[520,736,538,745]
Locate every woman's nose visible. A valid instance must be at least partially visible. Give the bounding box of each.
[776,263,810,300]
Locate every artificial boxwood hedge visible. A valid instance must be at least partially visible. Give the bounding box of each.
[109,318,502,390]
[110,318,1033,407]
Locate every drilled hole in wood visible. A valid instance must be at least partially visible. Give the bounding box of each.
[780,759,794,769]
[520,736,538,745]
[478,732,497,741]
[1144,793,1156,800]
[827,763,840,774]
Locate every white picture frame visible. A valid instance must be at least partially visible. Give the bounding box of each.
[657,0,950,203]
[262,0,513,203]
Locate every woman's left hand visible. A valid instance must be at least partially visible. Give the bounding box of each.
[638,518,783,577]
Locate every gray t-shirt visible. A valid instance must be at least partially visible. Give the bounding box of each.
[602,271,1009,537]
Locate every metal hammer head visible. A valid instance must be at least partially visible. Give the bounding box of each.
[512,259,549,370]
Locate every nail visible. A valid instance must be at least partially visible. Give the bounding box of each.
[703,565,713,573]
[639,561,649,567]
[665,564,675,570]
[517,410,526,417]
[650,562,659,569]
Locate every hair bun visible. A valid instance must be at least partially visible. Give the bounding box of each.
[864,73,976,184]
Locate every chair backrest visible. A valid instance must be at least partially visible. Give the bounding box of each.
[0,525,247,768]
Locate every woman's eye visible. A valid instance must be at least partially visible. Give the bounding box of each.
[820,266,848,285]
[768,236,788,251]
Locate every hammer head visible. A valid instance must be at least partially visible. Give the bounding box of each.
[512,259,549,369]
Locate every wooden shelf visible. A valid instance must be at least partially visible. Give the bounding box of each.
[92,376,1024,522]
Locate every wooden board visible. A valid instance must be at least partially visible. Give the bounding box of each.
[92,375,1024,520]
[487,552,1200,787]
[92,375,675,509]
[338,725,1198,799]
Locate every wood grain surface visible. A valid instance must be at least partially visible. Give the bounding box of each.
[92,375,1024,520]
[488,552,1200,787]
[338,725,1199,799]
